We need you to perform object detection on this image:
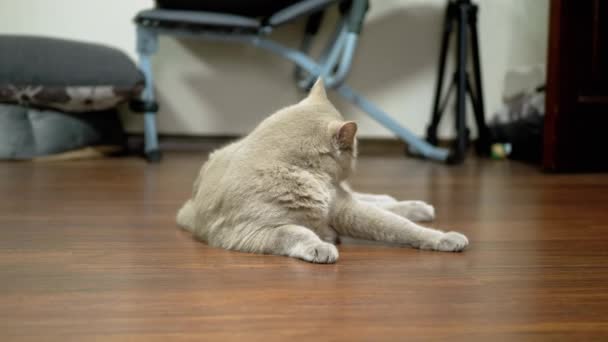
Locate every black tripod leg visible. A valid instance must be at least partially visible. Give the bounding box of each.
[466,73,490,156]
[468,4,491,155]
[427,2,454,145]
[466,75,484,135]
[439,77,456,117]
[451,2,469,163]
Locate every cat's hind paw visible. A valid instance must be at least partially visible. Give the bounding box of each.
[435,231,469,252]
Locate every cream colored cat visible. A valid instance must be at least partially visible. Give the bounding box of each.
[177,79,468,263]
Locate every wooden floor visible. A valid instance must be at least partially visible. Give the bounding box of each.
[1,152,608,341]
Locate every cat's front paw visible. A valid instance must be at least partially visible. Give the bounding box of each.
[298,242,339,264]
[388,201,435,221]
[435,231,469,252]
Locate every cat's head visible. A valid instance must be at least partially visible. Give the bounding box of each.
[251,78,358,180]
[301,78,358,180]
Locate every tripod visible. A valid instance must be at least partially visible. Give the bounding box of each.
[426,0,491,164]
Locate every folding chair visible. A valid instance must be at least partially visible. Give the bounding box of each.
[133,0,451,163]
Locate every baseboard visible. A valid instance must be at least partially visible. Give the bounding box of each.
[127,134,453,156]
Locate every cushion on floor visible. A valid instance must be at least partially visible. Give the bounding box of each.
[0,35,144,112]
[0,103,125,160]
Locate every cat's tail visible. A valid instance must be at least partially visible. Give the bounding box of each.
[176,199,196,232]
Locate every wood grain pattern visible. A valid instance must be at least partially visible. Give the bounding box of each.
[1,152,608,341]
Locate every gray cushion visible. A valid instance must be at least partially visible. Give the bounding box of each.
[0,35,144,112]
[0,103,124,159]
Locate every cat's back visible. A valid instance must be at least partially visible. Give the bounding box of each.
[194,134,332,217]
[195,139,250,198]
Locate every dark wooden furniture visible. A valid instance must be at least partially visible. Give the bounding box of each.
[544,0,608,171]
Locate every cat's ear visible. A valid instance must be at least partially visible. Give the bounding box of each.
[332,121,358,149]
[308,77,328,101]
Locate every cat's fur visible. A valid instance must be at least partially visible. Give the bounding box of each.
[177,79,468,263]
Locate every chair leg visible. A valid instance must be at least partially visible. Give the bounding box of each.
[143,113,161,162]
[337,85,450,162]
[140,55,161,162]
[249,36,450,163]
[136,26,161,162]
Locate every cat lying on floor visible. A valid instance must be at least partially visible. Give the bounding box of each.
[177,79,468,263]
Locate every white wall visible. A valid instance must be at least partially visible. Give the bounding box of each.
[0,0,548,138]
